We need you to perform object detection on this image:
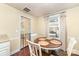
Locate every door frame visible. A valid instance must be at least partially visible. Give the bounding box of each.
[19,16,32,49]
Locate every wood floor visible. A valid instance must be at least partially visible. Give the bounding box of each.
[12,47,30,56]
[11,46,79,56]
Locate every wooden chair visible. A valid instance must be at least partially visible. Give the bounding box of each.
[27,40,42,56]
[67,37,77,56]
[27,40,50,56]
[53,37,77,56]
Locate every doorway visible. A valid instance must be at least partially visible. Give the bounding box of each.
[20,16,31,49]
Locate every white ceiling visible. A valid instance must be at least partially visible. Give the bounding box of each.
[7,3,79,17]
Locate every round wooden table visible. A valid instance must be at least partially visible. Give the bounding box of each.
[34,37,62,55]
[34,37,62,50]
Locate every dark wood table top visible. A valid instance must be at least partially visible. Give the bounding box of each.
[34,37,62,49]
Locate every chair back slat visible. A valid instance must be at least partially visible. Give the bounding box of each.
[67,37,77,56]
[27,40,42,56]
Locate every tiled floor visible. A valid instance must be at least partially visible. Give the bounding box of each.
[11,46,79,56]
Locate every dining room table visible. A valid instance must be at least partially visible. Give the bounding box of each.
[34,37,62,55]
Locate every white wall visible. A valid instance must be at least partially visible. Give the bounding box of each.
[0,3,37,55]
[66,6,79,50]
[36,16,47,37]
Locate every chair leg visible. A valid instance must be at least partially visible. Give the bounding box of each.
[67,51,72,56]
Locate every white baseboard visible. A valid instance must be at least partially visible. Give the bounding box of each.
[10,48,20,55]
[72,49,79,55]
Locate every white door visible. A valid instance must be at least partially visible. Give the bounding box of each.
[20,16,30,48]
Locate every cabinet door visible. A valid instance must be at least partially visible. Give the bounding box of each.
[0,47,10,56]
[0,41,10,48]
[0,42,10,56]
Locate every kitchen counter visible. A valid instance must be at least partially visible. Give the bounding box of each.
[0,34,10,56]
[0,39,9,43]
[0,35,10,43]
